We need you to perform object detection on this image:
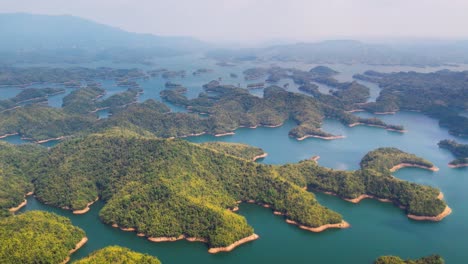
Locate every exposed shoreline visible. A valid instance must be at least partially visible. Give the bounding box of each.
[285,219,350,232]
[9,199,27,212]
[389,163,439,172]
[448,163,468,168]
[35,136,66,144]
[240,199,349,233]
[310,155,320,162]
[8,192,34,212]
[348,122,406,133]
[0,132,19,139]
[214,132,235,137]
[208,234,259,254]
[252,153,268,162]
[322,191,450,221]
[72,197,99,215]
[408,206,452,221]
[296,134,345,141]
[61,237,88,264]
[374,111,396,115]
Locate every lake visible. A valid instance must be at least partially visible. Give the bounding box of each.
[4,58,468,263]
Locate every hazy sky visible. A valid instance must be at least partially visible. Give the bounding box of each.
[1,0,468,44]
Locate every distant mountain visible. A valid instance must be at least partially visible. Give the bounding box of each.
[0,13,208,64]
[207,39,468,66]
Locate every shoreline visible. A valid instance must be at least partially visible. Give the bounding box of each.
[252,153,268,162]
[346,109,364,113]
[208,234,259,254]
[214,132,235,137]
[35,136,66,144]
[285,219,350,232]
[348,122,406,133]
[296,134,345,141]
[448,163,468,168]
[9,199,27,212]
[8,191,34,213]
[407,206,452,222]
[61,237,88,264]
[374,111,396,115]
[322,191,450,221]
[72,197,99,215]
[310,155,320,162]
[389,163,439,172]
[0,132,19,139]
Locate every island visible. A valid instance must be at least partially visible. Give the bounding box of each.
[0,211,86,264]
[374,254,444,264]
[75,246,161,264]
[0,129,442,254]
[354,70,468,137]
[438,139,468,168]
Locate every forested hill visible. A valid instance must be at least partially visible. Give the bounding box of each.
[0,211,86,263]
[0,129,445,248]
[438,139,468,167]
[354,70,468,137]
[75,246,161,264]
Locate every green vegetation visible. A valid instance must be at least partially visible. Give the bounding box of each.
[0,142,45,217]
[0,66,147,86]
[0,105,95,141]
[438,139,468,166]
[278,148,445,217]
[161,82,402,139]
[199,142,265,161]
[360,148,434,172]
[32,128,341,247]
[354,70,468,136]
[374,254,444,264]
[0,87,65,112]
[0,211,85,264]
[75,246,161,264]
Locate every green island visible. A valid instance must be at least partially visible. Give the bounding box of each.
[374,254,444,264]
[0,66,147,87]
[74,246,161,264]
[0,87,65,112]
[160,82,404,139]
[0,65,406,143]
[353,70,468,136]
[0,128,448,253]
[199,142,267,161]
[0,211,86,264]
[438,139,468,168]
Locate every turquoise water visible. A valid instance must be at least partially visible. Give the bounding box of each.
[3,59,468,263]
[17,111,467,263]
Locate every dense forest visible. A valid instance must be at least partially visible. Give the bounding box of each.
[75,246,161,264]
[0,211,86,264]
[199,142,265,161]
[0,129,447,250]
[278,147,445,217]
[0,66,147,86]
[31,128,342,248]
[438,139,468,166]
[374,254,444,264]
[0,142,45,217]
[0,64,408,142]
[354,70,468,136]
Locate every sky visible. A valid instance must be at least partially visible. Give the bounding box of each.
[1,0,468,44]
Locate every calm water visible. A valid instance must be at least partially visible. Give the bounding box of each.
[16,111,467,264]
[4,58,468,263]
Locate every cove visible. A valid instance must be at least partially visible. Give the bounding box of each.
[16,111,466,263]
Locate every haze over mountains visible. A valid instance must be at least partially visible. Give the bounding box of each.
[1,13,468,66]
